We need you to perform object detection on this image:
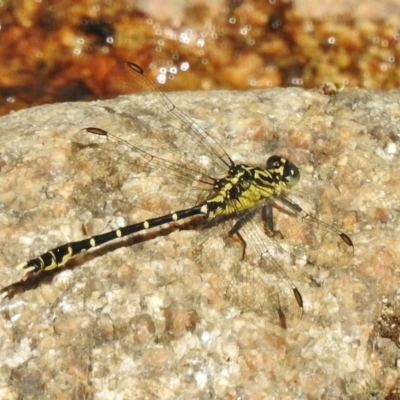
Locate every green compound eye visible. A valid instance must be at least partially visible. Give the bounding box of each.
[284,160,300,187]
[3,62,354,329]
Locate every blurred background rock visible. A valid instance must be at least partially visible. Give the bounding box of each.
[0,0,399,115]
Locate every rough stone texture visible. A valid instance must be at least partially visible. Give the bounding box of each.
[0,87,399,399]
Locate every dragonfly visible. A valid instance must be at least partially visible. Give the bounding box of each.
[1,62,354,328]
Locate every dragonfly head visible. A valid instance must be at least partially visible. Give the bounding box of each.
[266,155,300,188]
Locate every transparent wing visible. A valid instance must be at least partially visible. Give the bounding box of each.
[72,62,237,212]
[268,194,354,267]
[72,126,218,213]
[105,62,232,177]
[192,193,353,329]
[192,205,304,329]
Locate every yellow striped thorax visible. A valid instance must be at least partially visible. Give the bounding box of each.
[204,156,300,218]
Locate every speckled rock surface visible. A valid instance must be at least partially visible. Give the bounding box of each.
[0,87,399,399]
